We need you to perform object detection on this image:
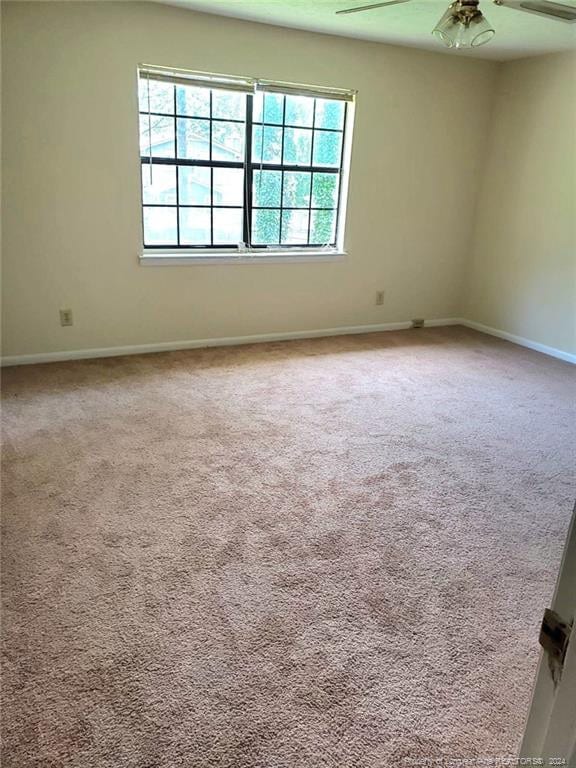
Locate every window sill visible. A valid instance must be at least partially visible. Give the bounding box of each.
[139,249,347,266]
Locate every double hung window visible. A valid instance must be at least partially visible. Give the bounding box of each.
[138,66,355,257]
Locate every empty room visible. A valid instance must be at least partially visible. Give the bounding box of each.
[1,0,575,764]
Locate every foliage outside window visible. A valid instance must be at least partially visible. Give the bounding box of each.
[139,69,353,253]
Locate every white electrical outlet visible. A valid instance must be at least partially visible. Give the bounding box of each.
[375,291,385,306]
[59,309,73,327]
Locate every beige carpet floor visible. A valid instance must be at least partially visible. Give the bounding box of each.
[2,327,575,767]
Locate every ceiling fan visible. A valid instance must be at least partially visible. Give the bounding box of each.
[336,0,576,49]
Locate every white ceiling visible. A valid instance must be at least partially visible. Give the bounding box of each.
[159,0,576,60]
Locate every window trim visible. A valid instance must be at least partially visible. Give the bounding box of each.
[139,250,347,266]
[137,66,356,262]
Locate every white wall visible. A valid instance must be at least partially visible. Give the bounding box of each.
[1,1,496,357]
[464,52,576,356]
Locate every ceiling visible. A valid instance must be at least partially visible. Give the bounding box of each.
[159,0,576,60]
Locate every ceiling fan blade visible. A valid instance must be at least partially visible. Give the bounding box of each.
[493,0,576,22]
[336,0,412,15]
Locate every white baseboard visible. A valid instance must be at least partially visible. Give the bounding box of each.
[4,317,571,367]
[460,319,576,365]
[0,318,462,367]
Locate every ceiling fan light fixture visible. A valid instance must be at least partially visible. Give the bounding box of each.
[432,4,460,46]
[432,0,496,48]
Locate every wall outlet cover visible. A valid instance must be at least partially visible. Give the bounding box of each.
[60,309,73,327]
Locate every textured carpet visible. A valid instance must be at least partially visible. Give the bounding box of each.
[2,327,575,767]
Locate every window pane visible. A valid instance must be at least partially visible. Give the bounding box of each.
[310,209,337,244]
[312,173,339,208]
[252,125,283,164]
[142,164,176,205]
[212,90,245,121]
[283,171,311,208]
[180,208,211,245]
[212,121,245,162]
[252,209,280,245]
[213,209,243,244]
[179,166,211,206]
[281,210,309,245]
[175,85,210,117]
[252,171,281,208]
[315,99,345,131]
[285,95,314,127]
[177,118,209,160]
[253,91,264,123]
[143,206,177,245]
[261,93,284,125]
[283,128,312,166]
[313,131,342,167]
[140,115,175,158]
[139,79,174,114]
[213,168,244,206]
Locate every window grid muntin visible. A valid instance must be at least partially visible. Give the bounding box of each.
[140,85,347,249]
[143,111,343,134]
